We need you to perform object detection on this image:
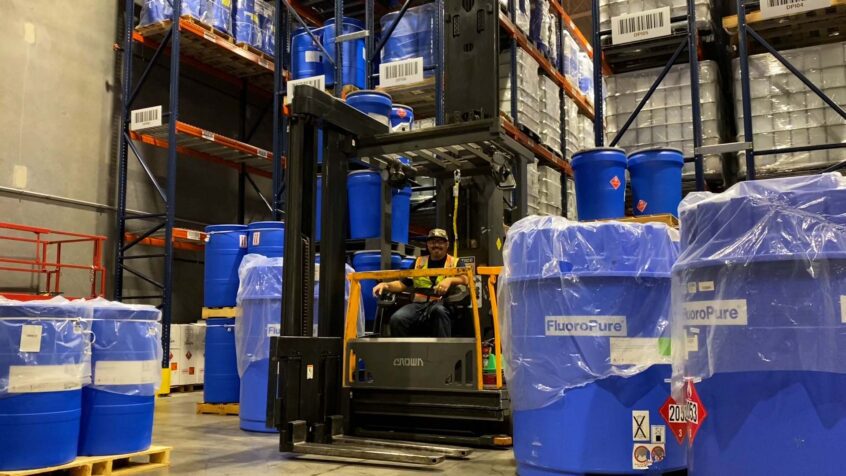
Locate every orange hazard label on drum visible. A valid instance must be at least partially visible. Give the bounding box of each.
[610,176,621,190]
[637,200,648,213]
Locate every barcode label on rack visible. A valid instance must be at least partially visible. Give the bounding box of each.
[379,57,424,87]
[611,7,671,45]
[130,106,162,131]
[285,75,326,105]
[201,130,214,141]
[257,149,270,159]
[258,57,272,69]
[186,230,200,241]
[760,0,830,19]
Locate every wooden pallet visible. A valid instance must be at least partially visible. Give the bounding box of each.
[170,383,203,393]
[607,214,680,228]
[378,77,436,119]
[723,0,846,52]
[201,306,238,319]
[136,15,234,44]
[196,402,240,416]
[236,42,273,64]
[0,446,171,476]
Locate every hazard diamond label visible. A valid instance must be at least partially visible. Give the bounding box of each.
[185,351,192,360]
[637,199,648,213]
[610,176,622,190]
[686,380,707,446]
[659,396,687,445]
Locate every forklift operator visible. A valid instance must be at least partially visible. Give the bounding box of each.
[371,228,468,337]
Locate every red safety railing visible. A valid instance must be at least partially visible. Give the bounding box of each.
[0,222,107,300]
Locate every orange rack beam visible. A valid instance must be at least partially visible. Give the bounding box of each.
[501,116,573,176]
[499,13,595,120]
[124,228,206,252]
[129,121,277,178]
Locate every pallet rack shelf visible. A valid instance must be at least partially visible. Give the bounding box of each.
[123,227,207,252]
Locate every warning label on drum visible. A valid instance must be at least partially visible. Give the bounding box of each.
[632,443,665,470]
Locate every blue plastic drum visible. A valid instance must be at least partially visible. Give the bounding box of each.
[247,221,285,257]
[381,10,419,64]
[79,304,160,456]
[505,219,684,475]
[346,90,393,128]
[400,257,416,269]
[571,148,627,220]
[204,318,240,404]
[238,262,282,433]
[390,104,414,132]
[0,302,87,470]
[347,170,411,243]
[257,1,275,56]
[292,26,325,80]
[204,225,247,308]
[415,3,436,74]
[352,251,402,324]
[392,186,412,244]
[676,176,846,476]
[627,147,684,217]
[233,0,260,47]
[322,18,366,88]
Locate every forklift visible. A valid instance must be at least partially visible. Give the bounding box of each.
[266,0,533,463]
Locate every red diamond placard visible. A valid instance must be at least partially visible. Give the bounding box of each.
[659,396,687,445]
[686,380,708,446]
[610,176,621,190]
[185,351,193,360]
[637,200,648,213]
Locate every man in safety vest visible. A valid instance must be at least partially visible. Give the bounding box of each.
[372,228,468,337]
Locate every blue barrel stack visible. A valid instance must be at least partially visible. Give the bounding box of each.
[322,18,366,89]
[675,173,846,476]
[0,301,88,471]
[204,318,240,404]
[503,216,684,475]
[78,301,161,456]
[204,224,248,308]
[233,0,260,48]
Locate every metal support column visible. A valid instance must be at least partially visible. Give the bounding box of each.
[272,0,288,218]
[114,0,135,300]
[687,0,705,191]
[591,0,603,147]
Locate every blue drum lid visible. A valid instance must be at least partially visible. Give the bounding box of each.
[570,147,627,168]
[205,224,247,233]
[627,147,684,168]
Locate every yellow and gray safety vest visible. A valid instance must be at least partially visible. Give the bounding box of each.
[412,255,458,301]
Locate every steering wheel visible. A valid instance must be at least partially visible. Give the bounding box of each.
[410,285,470,303]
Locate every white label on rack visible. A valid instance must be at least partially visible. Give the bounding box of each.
[20,324,42,353]
[94,360,159,385]
[257,149,270,159]
[611,7,671,45]
[760,0,831,19]
[305,51,321,63]
[379,57,424,88]
[130,106,163,131]
[8,364,85,393]
[258,57,273,69]
[186,230,200,241]
[204,31,216,42]
[201,130,215,141]
[285,75,326,105]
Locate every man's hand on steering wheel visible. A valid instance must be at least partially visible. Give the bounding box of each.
[372,282,390,297]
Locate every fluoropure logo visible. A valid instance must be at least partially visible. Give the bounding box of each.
[545,316,627,336]
[682,299,747,326]
[393,357,425,367]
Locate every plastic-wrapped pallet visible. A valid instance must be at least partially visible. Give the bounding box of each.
[538,166,562,216]
[599,0,712,33]
[234,0,261,48]
[527,161,541,215]
[139,0,203,27]
[563,95,580,160]
[604,60,728,177]
[562,30,580,90]
[565,177,577,219]
[578,52,594,107]
[734,41,846,174]
[540,75,562,154]
[501,0,532,34]
[256,0,275,56]
[500,50,542,137]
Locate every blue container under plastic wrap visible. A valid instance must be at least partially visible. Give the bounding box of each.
[628,147,684,217]
[322,18,366,88]
[79,303,160,456]
[139,0,203,26]
[204,0,233,34]
[256,0,275,56]
[571,147,627,220]
[0,302,87,471]
[247,221,285,257]
[675,174,846,476]
[503,217,684,475]
[204,318,240,403]
[381,10,418,64]
[233,0,260,48]
[237,260,283,433]
[204,224,248,308]
[352,251,402,323]
[292,27,325,79]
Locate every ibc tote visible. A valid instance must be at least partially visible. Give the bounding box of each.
[671,173,846,476]
[500,216,685,475]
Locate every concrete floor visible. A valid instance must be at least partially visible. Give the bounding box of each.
[146,392,517,475]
